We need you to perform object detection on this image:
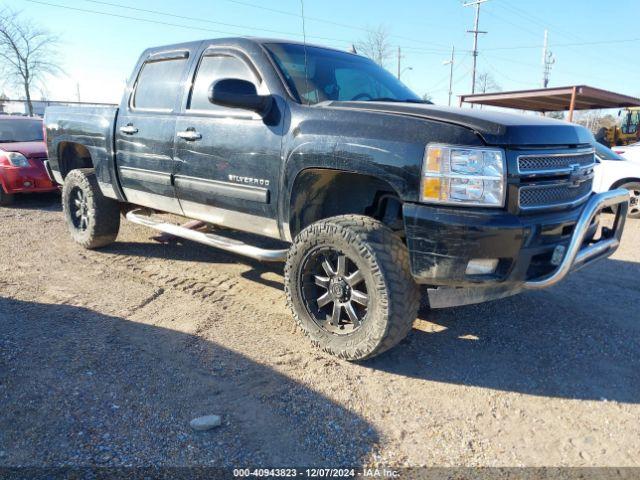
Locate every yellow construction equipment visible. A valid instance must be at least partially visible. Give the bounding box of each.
[596,107,640,146]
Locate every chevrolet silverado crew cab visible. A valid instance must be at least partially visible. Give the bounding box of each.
[44,38,630,360]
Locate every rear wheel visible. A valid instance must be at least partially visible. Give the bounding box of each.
[285,215,420,361]
[620,182,640,218]
[0,187,14,206]
[62,168,120,248]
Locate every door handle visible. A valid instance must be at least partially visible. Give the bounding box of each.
[177,129,202,141]
[119,124,138,135]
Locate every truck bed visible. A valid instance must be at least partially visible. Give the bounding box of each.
[44,104,121,199]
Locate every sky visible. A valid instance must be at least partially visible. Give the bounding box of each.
[2,0,640,107]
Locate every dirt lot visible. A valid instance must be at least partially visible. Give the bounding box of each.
[1,192,639,468]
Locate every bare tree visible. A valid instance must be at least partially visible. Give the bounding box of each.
[476,72,501,94]
[574,110,617,133]
[0,91,8,114]
[0,8,62,116]
[356,25,393,67]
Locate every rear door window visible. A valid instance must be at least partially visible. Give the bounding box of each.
[188,54,257,111]
[133,57,188,110]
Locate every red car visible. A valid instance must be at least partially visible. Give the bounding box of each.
[0,116,58,205]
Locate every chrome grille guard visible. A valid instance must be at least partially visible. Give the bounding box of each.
[524,188,629,289]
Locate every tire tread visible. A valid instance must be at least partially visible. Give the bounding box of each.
[285,214,420,361]
[62,168,120,249]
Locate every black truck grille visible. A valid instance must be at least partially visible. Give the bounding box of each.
[518,152,595,173]
[519,181,593,209]
[515,149,595,211]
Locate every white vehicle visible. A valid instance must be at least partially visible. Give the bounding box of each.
[612,142,640,163]
[594,143,640,218]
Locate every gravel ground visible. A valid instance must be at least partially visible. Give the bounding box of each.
[0,192,638,467]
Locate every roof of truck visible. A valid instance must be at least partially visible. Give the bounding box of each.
[143,37,354,56]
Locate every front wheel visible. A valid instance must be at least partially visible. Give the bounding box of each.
[62,168,121,249]
[285,215,420,361]
[620,182,640,218]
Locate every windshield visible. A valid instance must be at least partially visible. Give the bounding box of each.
[265,43,423,105]
[595,142,625,161]
[0,119,44,143]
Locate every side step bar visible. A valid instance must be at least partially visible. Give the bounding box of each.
[126,209,289,262]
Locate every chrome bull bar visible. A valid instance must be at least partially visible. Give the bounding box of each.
[524,188,629,290]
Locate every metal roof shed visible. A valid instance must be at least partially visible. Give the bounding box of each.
[459,85,640,122]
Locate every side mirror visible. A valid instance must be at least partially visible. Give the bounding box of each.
[208,78,271,114]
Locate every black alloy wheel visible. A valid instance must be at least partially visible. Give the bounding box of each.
[299,247,370,334]
[69,186,90,232]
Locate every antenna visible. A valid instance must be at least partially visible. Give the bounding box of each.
[299,0,310,105]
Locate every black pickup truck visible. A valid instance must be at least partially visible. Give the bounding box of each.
[44,38,629,360]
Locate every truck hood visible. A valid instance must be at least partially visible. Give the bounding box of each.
[327,101,594,146]
[0,141,47,159]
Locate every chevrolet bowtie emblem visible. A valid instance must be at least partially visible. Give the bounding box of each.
[567,164,591,187]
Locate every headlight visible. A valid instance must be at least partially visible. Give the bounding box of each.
[421,145,506,207]
[5,152,30,167]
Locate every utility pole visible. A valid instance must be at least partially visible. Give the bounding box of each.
[541,30,555,88]
[397,46,402,79]
[464,0,488,103]
[76,82,81,103]
[443,45,455,107]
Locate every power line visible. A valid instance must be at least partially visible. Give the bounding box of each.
[493,0,640,73]
[481,6,540,39]
[72,0,361,47]
[483,36,640,51]
[429,69,473,96]
[28,0,456,56]
[496,0,581,41]
[428,55,469,92]
[81,0,314,39]
[23,0,261,37]
[481,52,622,86]
[479,54,536,88]
[220,0,454,49]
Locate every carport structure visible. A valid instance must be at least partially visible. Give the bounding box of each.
[459,85,640,122]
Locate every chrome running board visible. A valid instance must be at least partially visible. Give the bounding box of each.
[126,209,288,262]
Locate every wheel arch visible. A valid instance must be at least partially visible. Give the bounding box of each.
[610,177,640,190]
[286,167,405,240]
[57,141,94,179]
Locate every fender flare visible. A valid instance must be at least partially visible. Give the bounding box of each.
[280,141,408,240]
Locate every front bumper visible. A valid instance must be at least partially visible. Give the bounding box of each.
[0,164,57,194]
[403,189,629,308]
